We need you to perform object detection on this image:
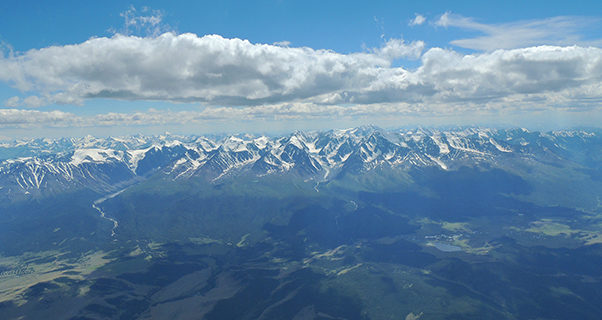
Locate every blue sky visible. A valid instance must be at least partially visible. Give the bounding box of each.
[1,0,602,137]
[3,0,602,52]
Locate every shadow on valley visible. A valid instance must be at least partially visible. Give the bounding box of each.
[428,239,602,319]
[359,167,583,221]
[0,190,110,256]
[265,204,418,249]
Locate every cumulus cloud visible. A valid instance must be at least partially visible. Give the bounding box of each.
[3,95,48,108]
[312,45,602,107]
[4,96,20,107]
[409,14,426,26]
[22,96,48,108]
[0,33,422,106]
[414,45,602,102]
[436,12,602,50]
[0,31,601,113]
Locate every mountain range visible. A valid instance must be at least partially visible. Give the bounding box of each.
[1,126,600,200]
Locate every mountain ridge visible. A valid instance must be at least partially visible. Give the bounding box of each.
[1,127,600,199]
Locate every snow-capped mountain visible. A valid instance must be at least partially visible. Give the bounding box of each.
[0,127,600,198]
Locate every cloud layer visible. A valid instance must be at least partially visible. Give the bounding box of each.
[0,103,423,128]
[1,30,602,118]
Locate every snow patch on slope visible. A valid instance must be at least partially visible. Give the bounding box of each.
[71,149,123,166]
[489,138,512,153]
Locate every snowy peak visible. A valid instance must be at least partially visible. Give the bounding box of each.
[1,128,600,197]
[70,149,124,166]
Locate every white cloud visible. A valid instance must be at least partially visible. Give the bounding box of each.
[409,14,426,26]
[3,95,48,108]
[4,96,20,107]
[0,33,421,106]
[316,45,602,108]
[435,12,602,51]
[0,109,78,127]
[0,103,427,128]
[22,96,47,108]
[0,94,598,130]
[373,38,425,60]
[118,5,169,37]
[273,41,291,47]
[0,32,601,113]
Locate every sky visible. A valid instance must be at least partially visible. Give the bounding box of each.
[1,0,602,138]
